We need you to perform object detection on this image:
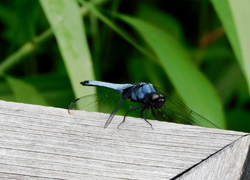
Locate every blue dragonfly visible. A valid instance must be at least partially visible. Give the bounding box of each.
[68,80,220,129]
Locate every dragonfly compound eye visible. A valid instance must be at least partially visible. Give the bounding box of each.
[150,93,165,109]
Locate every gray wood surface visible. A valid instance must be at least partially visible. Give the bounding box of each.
[177,134,250,180]
[0,100,248,180]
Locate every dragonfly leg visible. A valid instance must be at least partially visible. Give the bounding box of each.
[140,106,147,118]
[151,106,158,120]
[117,105,143,129]
[142,107,153,129]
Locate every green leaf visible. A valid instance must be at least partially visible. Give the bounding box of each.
[39,0,95,97]
[1,73,74,108]
[136,4,183,42]
[128,56,168,88]
[215,63,242,105]
[120,15,225,128]
[5,76,49,106]
[78,0,154,60]
[211,0,250,96]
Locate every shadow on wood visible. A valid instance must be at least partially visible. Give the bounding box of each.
[0,100,248,180]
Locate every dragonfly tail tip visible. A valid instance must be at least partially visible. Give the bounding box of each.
[81,80,89,86]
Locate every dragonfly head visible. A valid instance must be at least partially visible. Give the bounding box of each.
[147,93,165,109]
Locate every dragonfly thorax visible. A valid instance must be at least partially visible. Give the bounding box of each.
[144,93,165,109]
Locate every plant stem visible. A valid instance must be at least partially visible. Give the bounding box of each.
[0,0,108,77]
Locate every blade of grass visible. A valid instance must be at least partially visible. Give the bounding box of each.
[5,76,49,106]
[211,0,250,96]
[39,0,95,97]
[0,0,108,95]
[78,0,155,60]
[91,0,121,80]
[120,15,225,128]
[0,29,52,77]
[0,73,74,108]
[136,3,183,42]
[215,63,242,105]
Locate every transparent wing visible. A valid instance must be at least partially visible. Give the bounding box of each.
[68,90,123,115]
[68,86,146,128]
[103,84,143,128]
[154,88,220,129]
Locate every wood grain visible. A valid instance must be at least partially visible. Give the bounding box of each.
[0,100,248,180]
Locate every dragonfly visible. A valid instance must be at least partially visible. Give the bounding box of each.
[68,80,220,129]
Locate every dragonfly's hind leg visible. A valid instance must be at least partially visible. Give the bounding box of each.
[142,107,153,129]
[117,106,143,129]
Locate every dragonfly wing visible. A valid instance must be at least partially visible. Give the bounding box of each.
[104,84,141,128]
[154,89,220,128]
[68,90,123,115]
[68,87,139,128]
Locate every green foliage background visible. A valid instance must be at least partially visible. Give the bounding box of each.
[0,0,249,131]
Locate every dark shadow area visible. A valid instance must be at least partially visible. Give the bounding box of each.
[240,141,250,180]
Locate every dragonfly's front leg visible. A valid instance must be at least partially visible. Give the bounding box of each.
[140,106,147,118]
[151,106,158,120]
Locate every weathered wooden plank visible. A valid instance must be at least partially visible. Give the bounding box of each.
[0,100,248,179]
[174,134,250,180]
